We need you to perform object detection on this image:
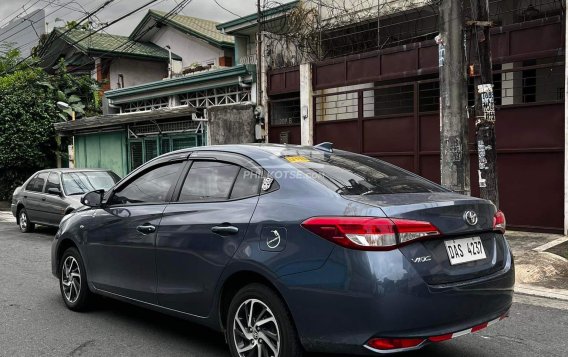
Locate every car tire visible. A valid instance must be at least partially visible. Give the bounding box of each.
[59,247,92,311]
[18,208,35,233]
[226,283,302,357]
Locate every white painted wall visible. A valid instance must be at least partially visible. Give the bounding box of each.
[300,63,314,145]
[314,83,374,121]
[109,58,166,89]
[150,26,226,69]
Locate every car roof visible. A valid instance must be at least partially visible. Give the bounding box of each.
[162,143,323,160]
[37,168,113,174]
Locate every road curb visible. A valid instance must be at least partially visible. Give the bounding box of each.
[515,284,568,301]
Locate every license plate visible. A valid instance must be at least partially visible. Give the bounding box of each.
[444,236,486,265]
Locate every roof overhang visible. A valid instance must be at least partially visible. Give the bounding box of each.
[104,65,251,103]
[37,27,179,70]
[131,10,234,49]
[54,106,196,135]
[216,1,298,35]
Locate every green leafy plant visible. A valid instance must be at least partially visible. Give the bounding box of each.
[0,53,101,200]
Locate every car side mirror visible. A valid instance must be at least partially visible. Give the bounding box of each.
[81,190,104,208]
[47,187,62,196]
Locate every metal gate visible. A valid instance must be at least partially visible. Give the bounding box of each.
[313,70,564,232]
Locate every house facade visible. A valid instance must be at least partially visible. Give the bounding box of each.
[131,10,235,71]
[38,27,178,91]
[51,10,256,177]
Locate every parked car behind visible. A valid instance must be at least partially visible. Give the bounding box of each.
[12,169,120,232]
[51,144,513,356]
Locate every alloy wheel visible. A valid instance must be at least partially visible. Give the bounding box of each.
[61,256,81,304]
[19,211,27,231]
[233,298,281,357]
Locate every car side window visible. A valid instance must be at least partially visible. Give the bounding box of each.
[109,162,183,205]
[179,161,242,202]
[26,172,48,192]
[230,168,261,199]
[25,174,39,191]
[45,173,61,193]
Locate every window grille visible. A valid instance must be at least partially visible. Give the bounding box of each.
[179,85,251,109]
[271,98,301,125]
[122,97,169,113]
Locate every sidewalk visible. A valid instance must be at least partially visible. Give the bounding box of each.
[0,200,10,211]
[507,231,568,301]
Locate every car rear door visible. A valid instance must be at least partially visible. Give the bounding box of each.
[84,159,185,303]
[156,153,262,316]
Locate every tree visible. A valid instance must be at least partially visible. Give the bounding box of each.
[0,66,60,199]
[0,51,101,199]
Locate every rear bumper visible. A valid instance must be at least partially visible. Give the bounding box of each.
[279,245,514,355]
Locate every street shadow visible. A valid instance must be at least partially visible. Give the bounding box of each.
[89,297,229,355]
[76,296,471,357]
[33,225,58,236]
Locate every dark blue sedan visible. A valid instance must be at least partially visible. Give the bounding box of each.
[51,144,514,356]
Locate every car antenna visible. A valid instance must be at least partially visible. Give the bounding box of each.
[314,142,333,153]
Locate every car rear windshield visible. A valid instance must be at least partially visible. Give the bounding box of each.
[62,171,120,195]
[281,150,445,195]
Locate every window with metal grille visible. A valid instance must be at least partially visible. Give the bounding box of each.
[366,84,414,117]
[145,140,158,162]
[130,141,143,170]
[122,97,169,113]
[179,85,251,109]
[130,136,199,171]
[172,137,197,151]
[418,82,439,113]
[270,98,301,125]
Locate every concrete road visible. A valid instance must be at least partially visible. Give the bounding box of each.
[1,217,567,357]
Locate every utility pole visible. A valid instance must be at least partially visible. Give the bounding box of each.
[437,0,470,195]
[256,0,262,105]
[469,0,499,207]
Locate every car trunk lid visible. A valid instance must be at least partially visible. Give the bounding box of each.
[344,192,507,285]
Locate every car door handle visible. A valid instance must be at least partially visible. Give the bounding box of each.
[211,225,239,235]
[41,197,46,201]
[136,224,156,235]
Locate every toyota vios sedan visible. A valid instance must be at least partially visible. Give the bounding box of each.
[51,144,514,356]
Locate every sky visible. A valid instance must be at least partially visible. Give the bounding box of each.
[0,0,269,37]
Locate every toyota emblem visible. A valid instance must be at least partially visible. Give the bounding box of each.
[463,211,478,226]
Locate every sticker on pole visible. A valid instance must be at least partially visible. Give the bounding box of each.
[477,84,496,124]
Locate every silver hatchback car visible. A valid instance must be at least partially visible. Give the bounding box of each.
[11,168,120,232]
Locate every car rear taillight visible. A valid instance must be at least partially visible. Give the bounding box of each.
[366,337,425,351]
[301,217,440,251]
[493,210,506,233]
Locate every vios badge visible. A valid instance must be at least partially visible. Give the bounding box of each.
[261,227,286,252]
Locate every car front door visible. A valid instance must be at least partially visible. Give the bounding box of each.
[156,155,262,316]
[43,172,67,225]
[23,172,48,223]
[84,160,185,303]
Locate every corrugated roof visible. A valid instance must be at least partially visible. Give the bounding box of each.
[55,28,181,60]
[140,10,234,46]
[54,106,196,134]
